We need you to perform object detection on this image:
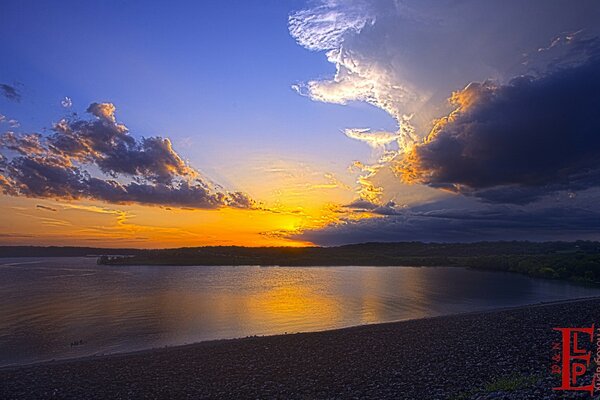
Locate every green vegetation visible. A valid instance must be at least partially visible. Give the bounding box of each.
[92,241,600,285]
[450,374,541,399]
[483,374,540,392]
[457,252,600,284]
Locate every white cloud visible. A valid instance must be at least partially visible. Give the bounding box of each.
[289,0,374,51]
[289,0,600,205]
[343,128,398,148]
[61,96,73,108]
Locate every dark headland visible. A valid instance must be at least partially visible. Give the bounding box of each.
[2,297,599,399]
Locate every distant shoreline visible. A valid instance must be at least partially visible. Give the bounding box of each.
[3,296,600,399]
[7,241,595,286]
[2,241,600,286]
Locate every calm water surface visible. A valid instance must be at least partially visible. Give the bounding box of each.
[1,257,599,366]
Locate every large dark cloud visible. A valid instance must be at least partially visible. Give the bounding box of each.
[398,38,600,204]
[296,202,600,245]
[0,103,253,209]
[0,83,21,102]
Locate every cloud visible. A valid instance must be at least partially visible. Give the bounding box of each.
[291,1,600,125]
[0,233,34,238]
[295,202,600,245]
[397,40,600,203]
[289,1,374,52]
[344,198,378,210]
[289,0,419,150]
[50,104,197,184]
[0,103,254,209]
[36,205,58,212]
[344,198,406,215]
[290,1,600,206]
[344,128,399,148]
[61,97,73,108]
[0,132,45,155]
[0,83,21,102]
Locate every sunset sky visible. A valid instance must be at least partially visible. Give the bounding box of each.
[1,0,600,247]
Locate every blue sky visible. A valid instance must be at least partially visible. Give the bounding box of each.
[0,0,395,181]
[1,0,600,246]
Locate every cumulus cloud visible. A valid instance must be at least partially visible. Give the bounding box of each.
[0,83,21,102]
[397,41,600,203]
[0,132,45,155]
[289,0,419,149]
[50,103,198,184]
[290,0,600,206]
[0,103,253,209]
[291,0,600,122]
[288,2,600,243]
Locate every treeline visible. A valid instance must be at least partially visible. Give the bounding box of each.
[95,241,600,285]
[3,242,599,285]
[457,253,600,284]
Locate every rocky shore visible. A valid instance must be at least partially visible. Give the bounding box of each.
[2,298,600,399]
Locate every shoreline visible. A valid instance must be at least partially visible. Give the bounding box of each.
[3,294,600,372]
[3,297,600,399]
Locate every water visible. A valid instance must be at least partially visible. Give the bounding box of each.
[1,257,599,367]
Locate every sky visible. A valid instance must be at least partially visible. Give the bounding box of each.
[1,0,600,247]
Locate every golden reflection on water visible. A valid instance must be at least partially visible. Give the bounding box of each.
[3,258,600,366]
[250,279,342,329]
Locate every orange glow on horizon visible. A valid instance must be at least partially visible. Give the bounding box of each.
[0,156,383,248]
[0,195,343,248]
